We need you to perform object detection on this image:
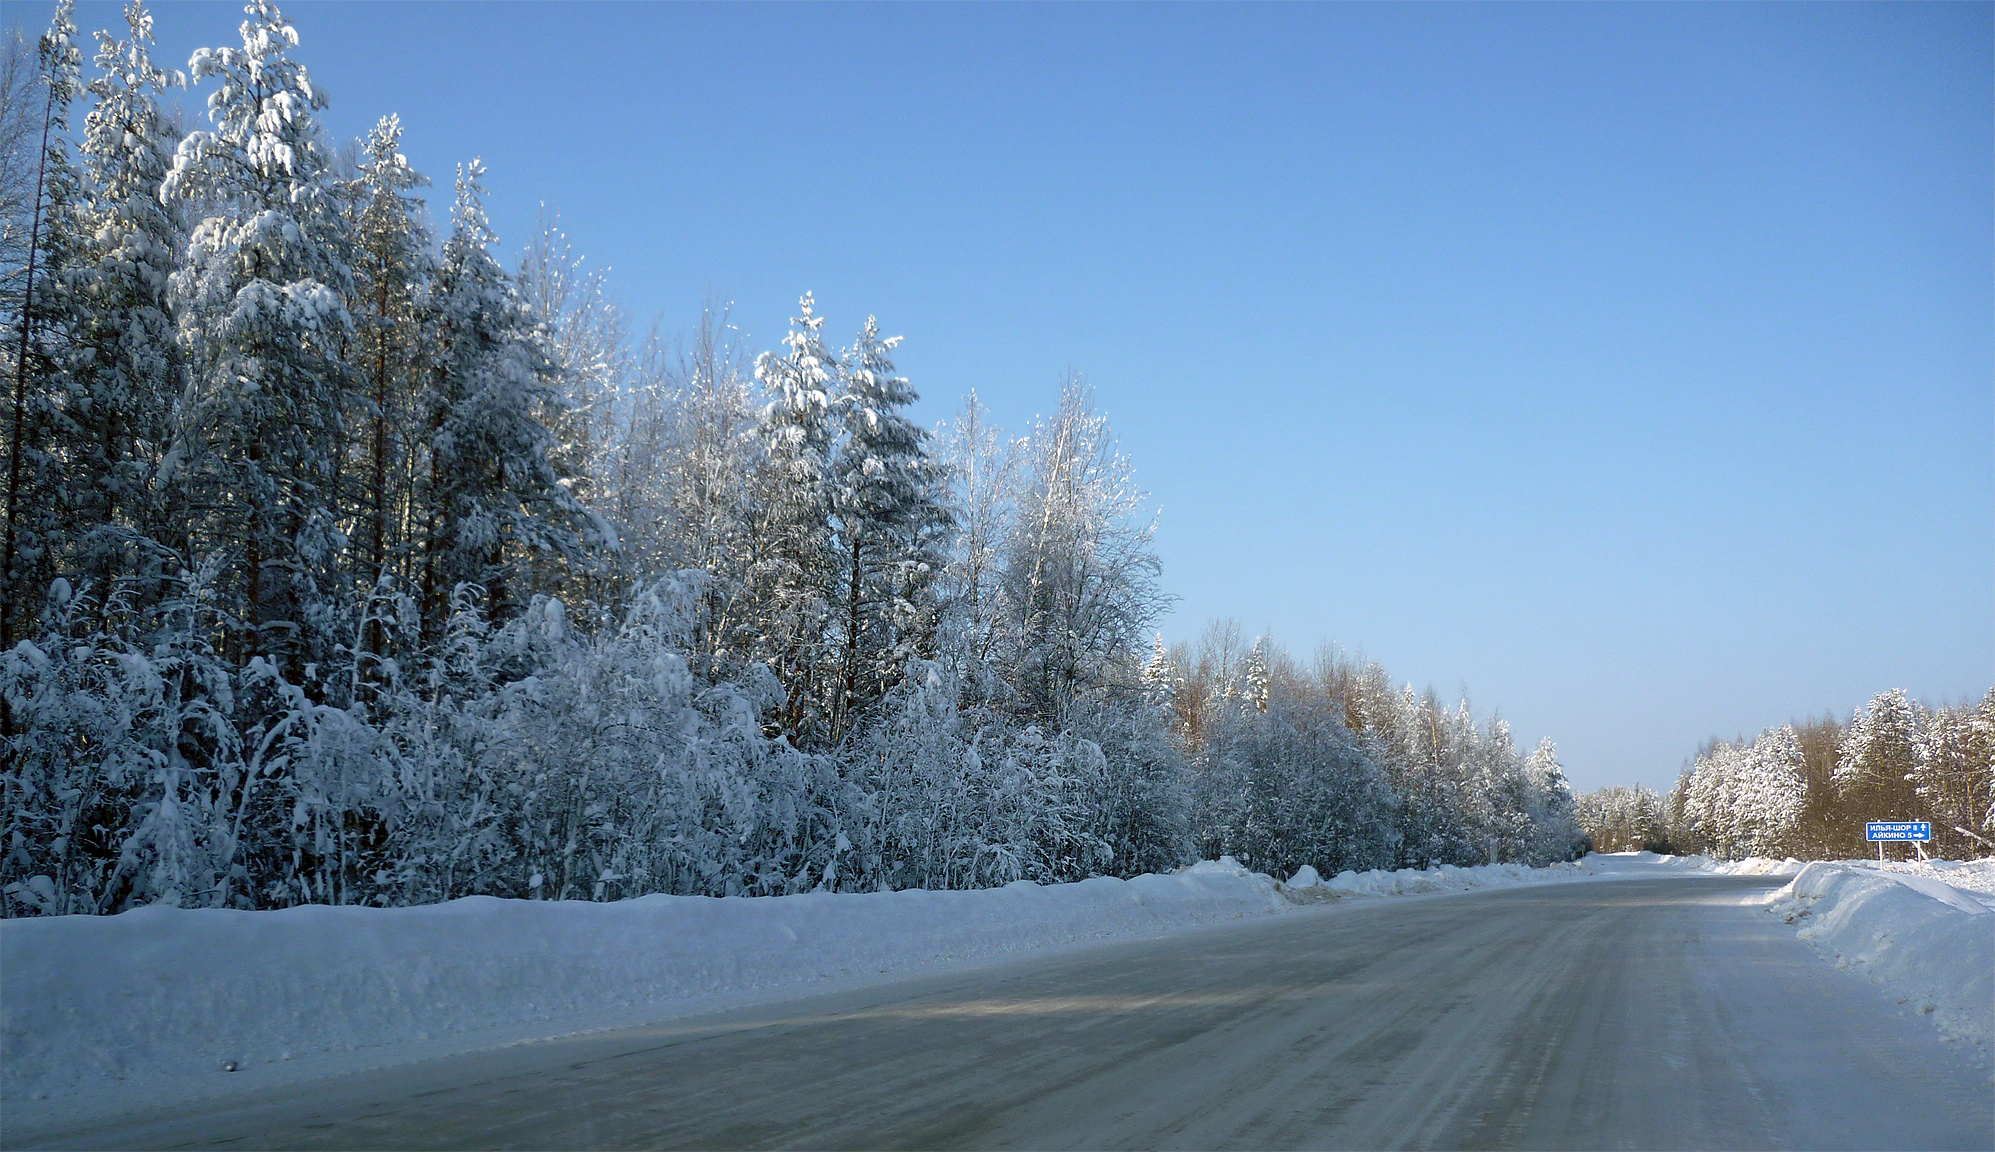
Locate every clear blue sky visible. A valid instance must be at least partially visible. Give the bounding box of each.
[39,1,1995,792]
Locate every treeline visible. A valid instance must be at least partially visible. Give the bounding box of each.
[0,1,1581,916]
[1157,625,1584,877]
[1577,688,1995,861]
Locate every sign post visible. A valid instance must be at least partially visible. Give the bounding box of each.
[1865,821,1932,866]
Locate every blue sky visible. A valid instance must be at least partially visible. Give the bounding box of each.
[38,1,1995,792]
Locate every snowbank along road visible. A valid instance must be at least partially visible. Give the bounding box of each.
[16,874,1992,1150]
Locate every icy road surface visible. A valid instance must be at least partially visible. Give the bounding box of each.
[25,876,1993,1151]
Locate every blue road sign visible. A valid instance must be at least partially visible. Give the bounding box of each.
[1866,821,1932,842]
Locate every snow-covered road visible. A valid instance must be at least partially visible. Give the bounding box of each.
[21,874,1991,1150]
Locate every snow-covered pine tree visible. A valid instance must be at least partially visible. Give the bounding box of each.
[419,160,600,638]
[161,0,356,679]
[60,0,183,598]
[1373,686,1463,868]
[749,292,840,745]
[1689,742,1747,857]
[0,4,197,918]
[342,114,430,619]
[828,316,950,742]
[1,0,81,652]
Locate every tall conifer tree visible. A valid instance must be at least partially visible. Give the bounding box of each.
[1,0,80,650]
[163,0,356,678]
[344,114,429,596]
[750,293,839,744]
[420,160,595,637]
[829,317,949,740]
[61,0,183,595]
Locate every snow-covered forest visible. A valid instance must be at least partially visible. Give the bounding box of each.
[1577,687,1995,861]
[0,1,1586,917]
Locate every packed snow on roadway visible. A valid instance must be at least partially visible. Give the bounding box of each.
[4,852,1990,1125]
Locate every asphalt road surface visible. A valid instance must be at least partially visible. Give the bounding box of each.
[24,876,1994,1150]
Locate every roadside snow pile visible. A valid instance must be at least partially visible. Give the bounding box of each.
[1581,850,1805,878]
[3,861,1289,1107]
[3,854,1618,1112]
[1766,861,1995,1048]
[1711,856,1807,876]
[1868,858,1995,906]
[1315,858,1601,897]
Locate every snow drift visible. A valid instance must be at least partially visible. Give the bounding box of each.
[1,856,1623,1115]
[1765,861,1995,1048]
[2,862,1275,1107]
[1315,858,1604,897]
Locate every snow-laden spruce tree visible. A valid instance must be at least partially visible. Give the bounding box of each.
[1734,725,1807,859]
[1240,638,1271,716]
[749,292,840,745]
[420,159,602,638]
[1834,688,1925,831]
[828,316,950,741]
[59,0,184,595]
[1522,738,1586,862]
[162,0,355,677]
